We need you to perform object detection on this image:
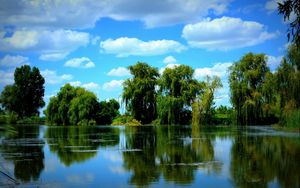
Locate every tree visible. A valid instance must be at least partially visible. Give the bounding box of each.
[46,84,100,125]
[122,62,159,124]
[0,65,45,117]
[158,65,203,125]
[192,76,222,126]
[276,44,300,127]
[229,53,273,125]
[97,99,120,125]
[278,0,300,46]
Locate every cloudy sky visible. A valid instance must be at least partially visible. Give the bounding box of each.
[0,0,287,111]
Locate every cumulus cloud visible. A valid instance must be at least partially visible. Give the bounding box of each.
[100,37,186,57]
[82,82,99,90]
[0,0,231,29]
[163,56,177,64]
[65,57,95,68]
[0,70,14,85]
[194,62,232,79]
[0,55,29,67]
[103,80,124,91]
[182,17,278,50]
[0,29,90,61]
[107,67,130,77]
[69,81,99,92]
[41,69,73,84]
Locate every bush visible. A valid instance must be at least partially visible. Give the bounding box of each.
[285,109,300,128]
[111,115,141,126]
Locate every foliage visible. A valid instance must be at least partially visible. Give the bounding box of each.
[111,115,142,126]
[157,65,203,125]
[229,53,277,125]
[97,99,120,125]
[192,76,222,126]
[0,65,45,118]
[123,62,159,124]
[278,0,300,46]
[45,84,120,126]
[276,44,300,127]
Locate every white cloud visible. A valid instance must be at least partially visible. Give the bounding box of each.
[159,63,181,75]
[265,0,283,13]
[182,17,278,50]
[65,57,95,68]
[69,81,82,87]
[69,81,99,92]
[0,70,14,85]
[107,67,130,77]
[41,69,73,84]
[82,82,99,90]
[267,55,283,71]
[0,55,29,67]
[163,56,177,64]
[103,80,124,91]
[0,29,90,61]
[100,37,186,57]
[0,0,231,29]
[194,62,232,79]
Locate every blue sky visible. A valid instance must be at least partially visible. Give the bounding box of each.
[0,0,287,113]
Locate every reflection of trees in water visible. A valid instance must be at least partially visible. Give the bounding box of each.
[0,125,44,183]
[122,125,218,186]
[122,126,159,186]
[230,135,300,188]
[45,126,119,166]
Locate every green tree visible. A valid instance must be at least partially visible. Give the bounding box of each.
[46,84,101,125]
[229,53,273,125]
[276,44,300,127]
[192,76,222,126]
[158,65,203,125]
[97,99,120,125]
[278,0,300,46]
[0,65,45,118]
[122,62,159,124]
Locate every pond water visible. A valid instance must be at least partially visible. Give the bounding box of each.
[0,125,299,188]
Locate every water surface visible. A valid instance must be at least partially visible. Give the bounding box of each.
[0,125,299,187]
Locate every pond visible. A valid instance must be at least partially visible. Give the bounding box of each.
[0,125,299,187]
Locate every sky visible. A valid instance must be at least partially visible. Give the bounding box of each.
[0,0,288,113]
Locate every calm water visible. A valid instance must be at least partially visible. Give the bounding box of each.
[0,125,299,188]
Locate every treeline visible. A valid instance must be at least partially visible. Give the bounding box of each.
[122,62,224,125]
[229,44,300,127]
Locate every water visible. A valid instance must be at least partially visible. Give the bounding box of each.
[0,125,299,188]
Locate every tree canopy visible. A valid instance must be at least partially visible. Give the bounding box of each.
[157,65,203,125]
[122,62,159,124]
[0,65,45,118]
[45,84,119,125]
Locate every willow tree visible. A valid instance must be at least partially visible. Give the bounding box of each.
[192,76,222,126]
[229,53,271,125]
[122,62,159,124]
[276,44,300,126]
[158,65,203,125]
[278,0,300,46]
[45,84,102,125]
